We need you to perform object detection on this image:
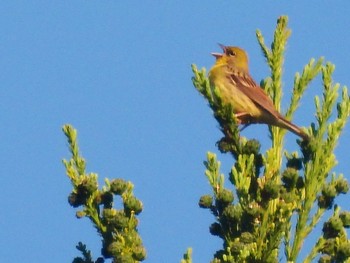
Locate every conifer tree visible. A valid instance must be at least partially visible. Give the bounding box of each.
[62,15,350,263]
[191,16,350,263]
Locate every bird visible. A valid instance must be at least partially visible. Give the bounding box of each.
[208,44,309,141]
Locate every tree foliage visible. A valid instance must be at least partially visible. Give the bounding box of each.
[192,16,350,263]
[63,125,146,263]
[62,15,350,263]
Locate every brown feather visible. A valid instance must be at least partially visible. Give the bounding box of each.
[228,71,281,121]
[229,70,309,140]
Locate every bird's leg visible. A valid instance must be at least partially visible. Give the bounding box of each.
[239,123,251,132]
[222,112,254,139]
[234,112,255,131]
[234,112,253,124]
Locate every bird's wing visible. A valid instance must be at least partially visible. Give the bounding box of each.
[228,70,281,119]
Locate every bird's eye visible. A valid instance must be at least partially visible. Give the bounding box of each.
[226,49,236,57]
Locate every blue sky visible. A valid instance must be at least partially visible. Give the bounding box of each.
[1,1,350,262]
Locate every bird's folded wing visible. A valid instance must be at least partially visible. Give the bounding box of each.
[229,72,281,119]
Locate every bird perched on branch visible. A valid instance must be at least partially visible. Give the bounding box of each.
[209,44,309,141]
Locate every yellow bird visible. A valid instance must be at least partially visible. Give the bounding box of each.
[209,44,309,141]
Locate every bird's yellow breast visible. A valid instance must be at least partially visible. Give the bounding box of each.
[208,65,262,117]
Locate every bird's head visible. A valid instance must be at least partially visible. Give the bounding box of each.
[212,44,249,72]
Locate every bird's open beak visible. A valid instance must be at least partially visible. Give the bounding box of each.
[218,43,227,52]
[211,52,223,59]
[211,43,226,59]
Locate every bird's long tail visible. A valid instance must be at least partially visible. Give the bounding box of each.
[276,116,309,141]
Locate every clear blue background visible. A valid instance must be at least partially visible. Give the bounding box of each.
[1,1,349,262]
